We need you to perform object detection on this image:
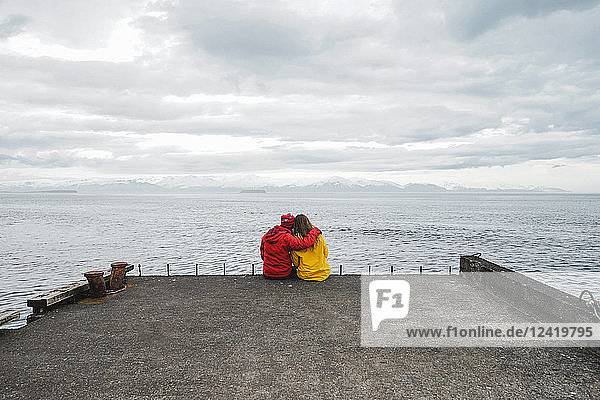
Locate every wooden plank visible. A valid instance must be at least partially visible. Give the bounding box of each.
[27,279,89,309]
[27,264,134,312]
[0,310,20,326]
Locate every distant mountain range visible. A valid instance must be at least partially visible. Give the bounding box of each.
[0,176,568,194]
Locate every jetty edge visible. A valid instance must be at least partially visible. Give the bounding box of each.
[26,263,134,317]
[0,257,598,399]
[460,255,599,324]
[0,310,19,327]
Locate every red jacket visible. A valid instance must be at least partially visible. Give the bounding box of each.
[260,226,321,277]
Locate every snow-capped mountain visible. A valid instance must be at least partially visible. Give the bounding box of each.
[0,175,568,193]
[275,176,403,192]
[147,175,272,189]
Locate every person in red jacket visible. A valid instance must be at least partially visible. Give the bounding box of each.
[260,213,321,279]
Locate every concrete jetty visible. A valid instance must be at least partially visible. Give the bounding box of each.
[1,273,599,399]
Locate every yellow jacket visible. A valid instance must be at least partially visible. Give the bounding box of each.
[291,234,330,281]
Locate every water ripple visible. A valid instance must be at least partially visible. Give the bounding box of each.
[1,192,599,328]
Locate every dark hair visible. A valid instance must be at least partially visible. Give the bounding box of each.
[292,214,313,237]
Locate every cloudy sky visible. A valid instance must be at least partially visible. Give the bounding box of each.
[1,0,599,191]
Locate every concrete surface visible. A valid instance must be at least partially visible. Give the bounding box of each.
[1,276,599,399]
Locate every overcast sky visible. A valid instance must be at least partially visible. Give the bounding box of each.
[1,0,599,191]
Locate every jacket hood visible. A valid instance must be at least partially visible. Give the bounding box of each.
[264,225,290,244]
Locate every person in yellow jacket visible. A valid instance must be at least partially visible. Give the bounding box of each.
[290,214,330,281]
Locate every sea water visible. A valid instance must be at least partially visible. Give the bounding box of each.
[1,192,599,328]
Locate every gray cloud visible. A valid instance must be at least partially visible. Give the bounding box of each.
[0,153,17,163]
[190,19,311,60]
[0,15,28,38]
[442,0,600,40]
[1,0,599,191]
[0,0,144,47]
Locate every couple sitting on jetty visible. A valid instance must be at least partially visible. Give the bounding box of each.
[260,213,330,281]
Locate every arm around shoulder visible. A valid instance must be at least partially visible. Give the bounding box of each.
[287,227,321,250]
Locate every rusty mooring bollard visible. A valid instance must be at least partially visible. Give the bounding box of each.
[84,271,107,298]
[110,262,128,291]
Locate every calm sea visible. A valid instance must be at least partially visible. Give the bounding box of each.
[1,192,599,328]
